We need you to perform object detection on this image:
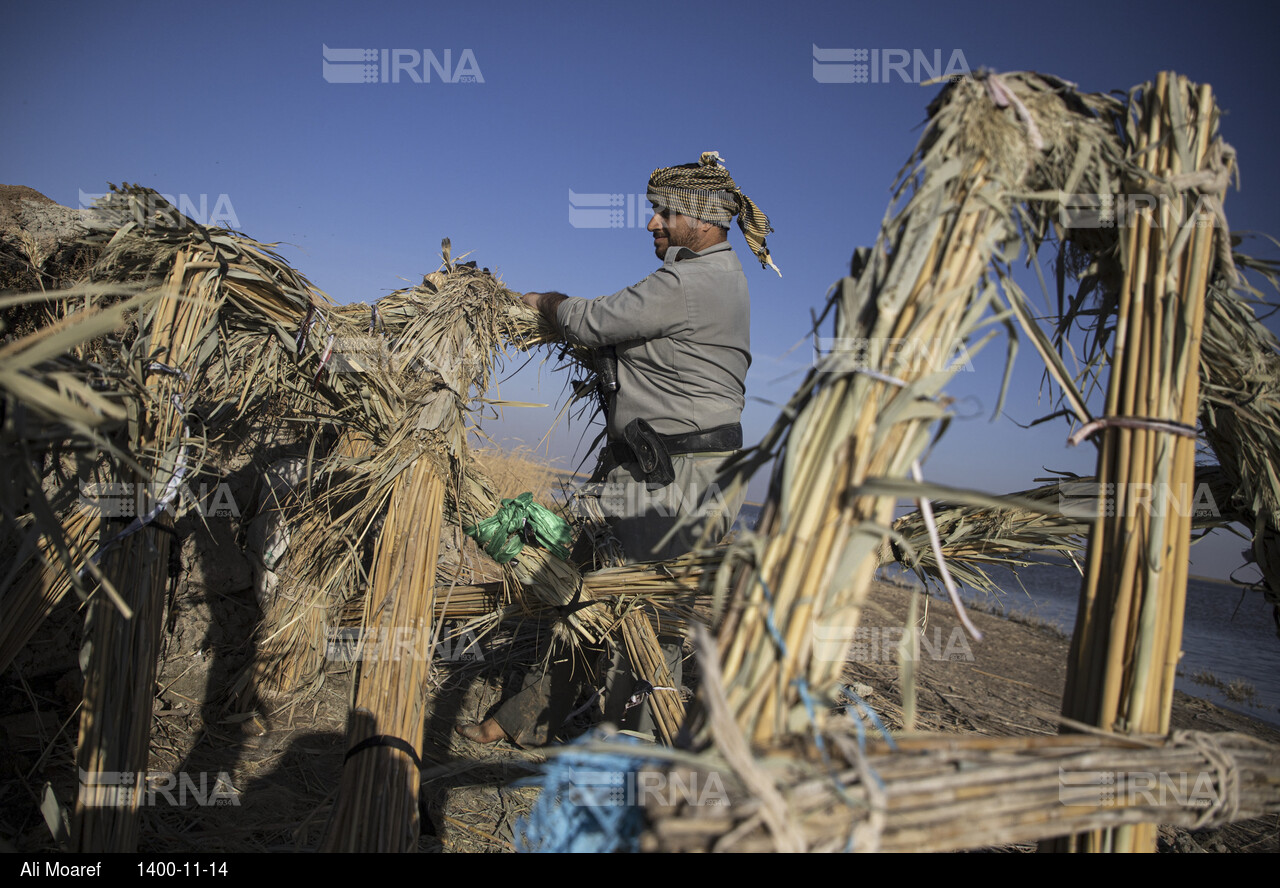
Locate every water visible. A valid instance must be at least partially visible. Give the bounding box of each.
[734,503,1280,726]
[940,559,1280,727]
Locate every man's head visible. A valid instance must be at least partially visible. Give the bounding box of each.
[646,151,779,275]
[646,207,727,259]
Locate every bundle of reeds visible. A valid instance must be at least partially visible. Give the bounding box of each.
[1057,73,1228,853]
[3,187,334,688]
[321,456,444,852]
[708,71,1124,746]
[72,515,172,851]
[74,249,226,850]
[619,610,685,744]
[434,552,715,624]
[5,187,356,851]
[639,726,1280,852]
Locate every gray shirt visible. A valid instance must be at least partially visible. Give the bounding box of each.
[555,241,751,440]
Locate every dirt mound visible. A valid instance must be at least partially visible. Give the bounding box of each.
[0,185,97,297]
[0,185,84,243]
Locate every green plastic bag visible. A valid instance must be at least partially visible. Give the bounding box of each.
[464,492,572,564]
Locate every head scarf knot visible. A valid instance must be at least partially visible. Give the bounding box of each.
[647,151,780,276]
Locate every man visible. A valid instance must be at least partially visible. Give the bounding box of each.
[457,151,777,746]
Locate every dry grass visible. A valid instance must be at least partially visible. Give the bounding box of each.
[471,445,568,512]
[1191,669,1260,705]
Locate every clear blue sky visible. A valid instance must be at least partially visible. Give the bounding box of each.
[5,0,1279,579]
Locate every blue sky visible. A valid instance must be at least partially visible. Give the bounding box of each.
[5,0,1279,579]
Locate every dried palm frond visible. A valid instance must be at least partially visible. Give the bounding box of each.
[1198,271,1280,624]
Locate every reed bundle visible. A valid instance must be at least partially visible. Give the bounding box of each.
[709,71,1119,746]
[71,515,172,851]
[1058,73,1228,853]
[242,259,621,699]
[619,611,685,744]
[3,187,333,691]
[0,188,346,851]
[74,247,226,850]
[435,552,715,624]
[321,456,444,851]
[639,727,1280,852]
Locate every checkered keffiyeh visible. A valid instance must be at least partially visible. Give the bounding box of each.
[647,151,780,276]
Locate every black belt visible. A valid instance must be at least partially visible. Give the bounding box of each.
[606,422,742,467]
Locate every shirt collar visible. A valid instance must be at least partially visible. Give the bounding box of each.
[662,240,733,264]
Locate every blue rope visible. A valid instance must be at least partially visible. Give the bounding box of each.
[513,731,657,853]
[759,574,873,826]
[841,686,897,753]
[837,687,900,852]
[755,575,788,659]
[793,678,828,759]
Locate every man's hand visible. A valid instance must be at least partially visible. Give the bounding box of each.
[521,291,568,329]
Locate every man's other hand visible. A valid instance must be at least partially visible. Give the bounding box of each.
[522,291,568,327]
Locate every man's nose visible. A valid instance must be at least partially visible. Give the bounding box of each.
[646,213,662,232]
